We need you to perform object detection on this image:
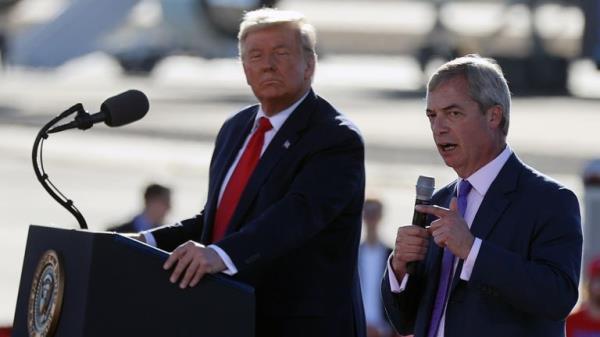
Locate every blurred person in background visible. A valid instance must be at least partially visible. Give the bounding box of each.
[381,54,582,337]
[109,183,171,233]
[567,256,600,337]
[130,8,366,337]
[359,198,393,337]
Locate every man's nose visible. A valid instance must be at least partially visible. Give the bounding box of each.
[431,117,448,135]
[260,53,277,71]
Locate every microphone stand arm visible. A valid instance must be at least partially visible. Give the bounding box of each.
[32,103,89,229]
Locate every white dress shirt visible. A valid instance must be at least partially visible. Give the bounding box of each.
[142,91,309,275]
[388,145,513,337]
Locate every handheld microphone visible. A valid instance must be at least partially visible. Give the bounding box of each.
[406,175,435,275]
[48,89,149,134]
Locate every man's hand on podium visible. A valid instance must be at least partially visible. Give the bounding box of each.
[163,241,226,289]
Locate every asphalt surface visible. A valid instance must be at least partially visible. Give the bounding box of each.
[0,54,599,325]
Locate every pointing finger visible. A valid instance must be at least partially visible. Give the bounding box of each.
[415,204,450,218]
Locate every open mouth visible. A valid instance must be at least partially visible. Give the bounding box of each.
[438,143,457,152]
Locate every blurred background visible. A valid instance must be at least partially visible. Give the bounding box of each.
[1,0,600,327]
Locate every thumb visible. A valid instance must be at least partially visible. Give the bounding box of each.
[449,197,458,212]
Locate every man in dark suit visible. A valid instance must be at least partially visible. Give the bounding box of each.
[381,54,582,337]
[109,183,171,233]
[134,8,366,337]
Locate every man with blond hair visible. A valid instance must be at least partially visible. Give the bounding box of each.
[133,8,366,337]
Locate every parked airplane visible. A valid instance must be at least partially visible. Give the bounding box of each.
[1,0,277,71]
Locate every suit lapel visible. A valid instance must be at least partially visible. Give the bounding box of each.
[469,153,520,239]
[449,153,521,292]
[202,108,257,242]
[226,91,317,234]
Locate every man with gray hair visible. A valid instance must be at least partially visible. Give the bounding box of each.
[381,54,582,337]
[133,8,366,337]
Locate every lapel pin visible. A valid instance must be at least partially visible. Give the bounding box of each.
[283,140,291,149]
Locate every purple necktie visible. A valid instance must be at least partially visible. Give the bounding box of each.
[427,179,472,337]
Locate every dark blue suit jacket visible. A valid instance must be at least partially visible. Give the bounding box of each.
[151,90,367,337]
[382,154,582,337]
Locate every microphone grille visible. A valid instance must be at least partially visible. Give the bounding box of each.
[102,89,149,127]
[416,175,435,201]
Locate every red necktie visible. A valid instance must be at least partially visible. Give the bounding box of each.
[212,117,273,242]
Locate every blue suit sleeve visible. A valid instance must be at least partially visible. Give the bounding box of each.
[150,213,205,252]
[381,266,425,336]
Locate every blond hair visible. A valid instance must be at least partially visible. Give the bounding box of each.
[238,8,317,61]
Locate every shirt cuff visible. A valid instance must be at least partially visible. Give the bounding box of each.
[141,231,157,247]
[460,237,482,281]
[208,244,238,276]
[387,258,409,293]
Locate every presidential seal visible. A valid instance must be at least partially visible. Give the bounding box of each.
[27,250,64,337]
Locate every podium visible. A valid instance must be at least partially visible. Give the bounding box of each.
[12,225,255,337]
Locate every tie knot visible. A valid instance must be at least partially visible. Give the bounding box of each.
[257,117,273,133]
[458,180,472,197]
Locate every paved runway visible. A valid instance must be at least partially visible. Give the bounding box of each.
[0,54,599,324]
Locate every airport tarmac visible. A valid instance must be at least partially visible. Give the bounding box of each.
[0,54,599,324]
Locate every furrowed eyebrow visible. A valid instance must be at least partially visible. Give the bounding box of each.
[245,48,261,55]
[273,44,291,50]
[426,104,464,113]
[440,104,462,111]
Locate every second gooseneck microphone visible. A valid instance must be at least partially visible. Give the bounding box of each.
[406,175,435,275]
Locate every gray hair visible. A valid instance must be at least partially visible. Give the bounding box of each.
[237,8,317,62]
[427,54,511,136]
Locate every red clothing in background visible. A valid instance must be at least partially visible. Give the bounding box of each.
[0,326,11,337]
[567,307,600,337]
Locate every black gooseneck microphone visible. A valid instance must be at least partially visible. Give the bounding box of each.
[33,89,150,229]
[47,89,149,134]
[406,175,435,275]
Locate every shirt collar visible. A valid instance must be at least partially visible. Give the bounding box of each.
[255,90,310,131]
[461,144,513,196]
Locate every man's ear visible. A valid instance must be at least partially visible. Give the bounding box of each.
[487,105,503,130]
[304,54,316,81]
[242,60,251,86]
